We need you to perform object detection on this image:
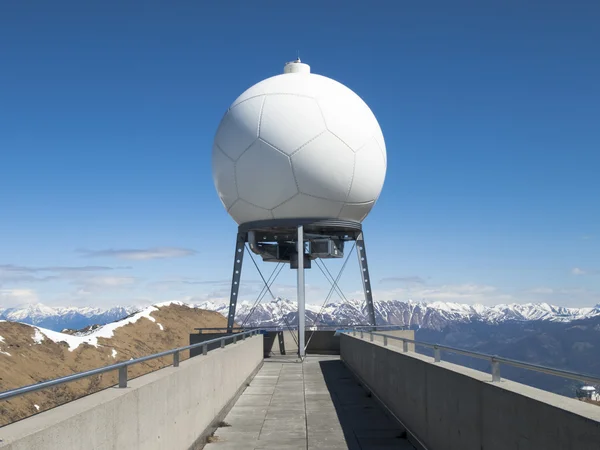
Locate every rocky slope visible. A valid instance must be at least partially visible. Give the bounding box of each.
[0,302,226,426]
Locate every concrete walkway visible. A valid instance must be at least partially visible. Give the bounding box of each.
[204,355,414,450]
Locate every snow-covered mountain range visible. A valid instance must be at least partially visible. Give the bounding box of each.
[2,299,600,332]
[0,304,140,332]
[198,299,600,330]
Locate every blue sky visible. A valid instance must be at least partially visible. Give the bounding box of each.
[1,1,599,309]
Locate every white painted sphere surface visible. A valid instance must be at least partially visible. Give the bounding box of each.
[212,63,386,225]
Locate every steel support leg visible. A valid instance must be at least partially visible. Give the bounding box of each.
[227,232,246,333]
[297,225,305,358]
[278,331,286,355]
[356,232,376,328]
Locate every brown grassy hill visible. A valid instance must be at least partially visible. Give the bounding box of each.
[0,303,228,426]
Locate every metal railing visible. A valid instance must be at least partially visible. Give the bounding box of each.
[0,329,259,402]
[194,324,406,333]
[350,330,600,386]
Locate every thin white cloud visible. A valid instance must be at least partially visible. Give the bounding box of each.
[0,264,130,284]
[79,247,197,260]
[379,276,426,284]
[0,264,124,273]
[0,288,39,304]
[80,276,137,287]
[352,283,513,306]
[571,267,599,276]
[525,287,555,295]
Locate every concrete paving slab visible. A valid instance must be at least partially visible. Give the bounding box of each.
[203,356,416,450]
[234,395,272,406]
[244,386,276,395]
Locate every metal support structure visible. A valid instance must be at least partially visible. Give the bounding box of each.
[277,331,286,355]
[383,335,388,346]
[297,225,305,358]
[491,358,501,382]
[402,340,409,353]
[173,351,180,367]
[227,232,246,333]
[356,232,376,328]
[202,344,208,356]
[118,366,127,388]
[434,346,441,363]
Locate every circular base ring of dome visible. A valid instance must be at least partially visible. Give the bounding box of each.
[238,218,362,239]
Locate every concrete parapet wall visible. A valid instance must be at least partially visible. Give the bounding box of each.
[341,334,600,450]
[0,335,263,450]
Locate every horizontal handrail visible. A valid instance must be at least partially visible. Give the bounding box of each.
[0,329,258,402]
[349,330,600,386]
[194,324,407,332]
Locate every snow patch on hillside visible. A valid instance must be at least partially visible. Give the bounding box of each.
[33,329,44,344]
[36,306,159,351]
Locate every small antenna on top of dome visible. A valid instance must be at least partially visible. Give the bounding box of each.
[296,50,301,63]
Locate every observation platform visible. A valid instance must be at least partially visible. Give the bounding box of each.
[1,330,600,450]
[205,355,413,450]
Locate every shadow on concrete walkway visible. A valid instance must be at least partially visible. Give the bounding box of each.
[314,358,412,449]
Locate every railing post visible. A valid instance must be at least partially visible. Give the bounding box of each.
[491,357,501,382]
[242,333,246,340]
[221,338,225,349]
[353,330,356,337]
[233,335,237,344]
[383,335,388,347]
[402,340,409,353]
[203,344,208,355]
[173,350,180,367]
[118,366,127,388]
[360,330,364,339]
[434,346,441,363]
[369,332,373,342]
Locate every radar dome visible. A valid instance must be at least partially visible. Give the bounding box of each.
[212,60,386,225]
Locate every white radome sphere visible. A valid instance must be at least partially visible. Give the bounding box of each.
[212,60,386,225]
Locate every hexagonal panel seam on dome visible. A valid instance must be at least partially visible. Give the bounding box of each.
[344,147,357,204]
[254,137,295,159]
[287,130,328,158]
[271,194,345,220]
[322,128,355,154]
[227,198,275,219]
[258,94,326,157]
[290,130,355,203]
[373,136,387,168]
[231,137,260,162]
[289,152,302,192]
[269,192,300,211]
[231,92,315,109]
[213,144,239,207]
[256,96,267,138]
[235,139,298,210]
[214,142,234,162]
